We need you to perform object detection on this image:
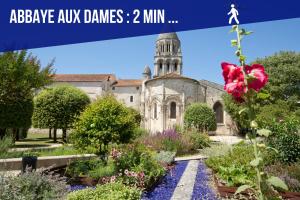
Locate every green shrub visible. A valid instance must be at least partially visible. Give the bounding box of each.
[184,103,217,132]
[66,158,115,179]
[67,182,141,200]
[265,117,300,163]
[199,143,231,158]
[71,95,137,155]
[265,162,300,192]
[205,142,256,186]
[185,131,211,149]
[155,151,176,165]
[0,170,67,200]
[0,135,13,156]
[113,143,165,189]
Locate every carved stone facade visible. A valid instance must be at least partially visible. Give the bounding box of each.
[53,32,235,135]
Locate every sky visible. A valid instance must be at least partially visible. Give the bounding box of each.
[30,18,300,84]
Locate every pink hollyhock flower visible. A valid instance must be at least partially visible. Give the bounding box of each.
[244,64,268,91]
[221,62,247,101]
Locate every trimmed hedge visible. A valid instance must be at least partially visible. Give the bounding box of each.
[184,103,217,132]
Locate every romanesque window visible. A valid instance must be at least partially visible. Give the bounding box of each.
[170,102,176,119]
[154,103,157,119]
[174,63,178,72]
[167,63,170,72]
[130,96,133,102]
[213,102,224,124]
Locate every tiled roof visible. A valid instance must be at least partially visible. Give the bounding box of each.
[53,74,116,82]
[199,79,224,91]
[148,72,199,83]
[113,79,142,87]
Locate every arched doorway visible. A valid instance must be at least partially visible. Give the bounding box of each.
[213,102,224,124]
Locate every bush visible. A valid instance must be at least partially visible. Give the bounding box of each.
[184,103,217,132]
[265,162,300,192]
[205,142,256,186]
[265,117,300,163]
[0,170,67,200]
[33,85,90,142]
[66,158,115,179]
[71,95,137,155]
[67,182,141,200]
[113,143,165,189]
[185,130,211,149]
[138,129,209,155]
[155,151,176,165]
[0,135,13,156]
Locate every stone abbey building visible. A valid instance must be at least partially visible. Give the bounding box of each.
[54,32,234,135]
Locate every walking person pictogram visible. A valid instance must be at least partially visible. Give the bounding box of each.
[228,4,239,24]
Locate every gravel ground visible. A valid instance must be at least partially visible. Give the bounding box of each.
[142,161,188,200]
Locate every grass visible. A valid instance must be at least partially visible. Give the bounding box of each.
[0,146,85,159]
[13,131,64,149]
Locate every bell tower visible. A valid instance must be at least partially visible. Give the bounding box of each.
[154,32,183,77]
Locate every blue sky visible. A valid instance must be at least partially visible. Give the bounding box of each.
[31,18,300,84]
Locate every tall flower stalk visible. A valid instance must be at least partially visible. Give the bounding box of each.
[221,25,288,199]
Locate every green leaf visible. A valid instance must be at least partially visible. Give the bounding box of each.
[250,157,262,167]
[238,108,248,115]
[267,176,288,191]
[250,121,258,128]
[266,146,279,153]
[257,129,271,137]
[235,185,252,194]
[231,40,238,47]
[257,92,270,100]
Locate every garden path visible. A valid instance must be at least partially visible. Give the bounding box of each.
[171,160,199,200]
[143,159,217,200]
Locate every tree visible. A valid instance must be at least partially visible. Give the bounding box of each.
[32,85,90,142]
[255,51,300,108]
[0,51,53,139]
[184,103,217,132]
[70,95,137,156]
[223,51,300,133]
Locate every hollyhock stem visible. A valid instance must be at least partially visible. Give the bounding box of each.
[234,25,264,200]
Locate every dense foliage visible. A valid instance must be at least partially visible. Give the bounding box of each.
[223,51,300,133]
[184,103,217,132]
[0,50,53,139]
[71,95,138,155]
[32,85,90,142]
[138,129,211,155]
[205,142,300,192]
[67,182,141,200]
[113,143,165,189]
[0,170,67,200]
[66,158,115,179]
[265,117,300,163]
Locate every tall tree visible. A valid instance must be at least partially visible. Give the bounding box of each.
[0,50,54,139]
[32,85,90,142]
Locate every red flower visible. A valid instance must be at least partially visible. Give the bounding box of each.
[244,64,268,91]
[221,62,247,101]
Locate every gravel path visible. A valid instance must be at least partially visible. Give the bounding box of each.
[143,160,217,200]
[171,160,199,200]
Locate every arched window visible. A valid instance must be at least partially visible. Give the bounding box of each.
[174,63,178,72]
[167,63,170,72]
[170,102,176,119]
[213,102,224,123]
[153,103,157,119]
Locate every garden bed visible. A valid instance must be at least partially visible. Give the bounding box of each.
[214,175,300,199]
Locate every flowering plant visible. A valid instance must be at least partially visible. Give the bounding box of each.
[222,25,288,199]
